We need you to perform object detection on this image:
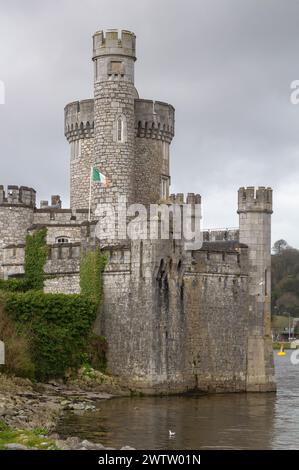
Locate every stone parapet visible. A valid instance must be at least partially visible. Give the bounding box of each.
[64,99,94,143]
[93,30,136,61]
[135,100,175,143]
[0,185,36,208]
[238,186,273,214]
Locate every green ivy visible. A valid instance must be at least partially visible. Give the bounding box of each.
[0,278,30,292]
[80,249,108,305]
[0,233,109,380]
[24,228,48,291]
[5,291,97,380]
[0,228,47,293]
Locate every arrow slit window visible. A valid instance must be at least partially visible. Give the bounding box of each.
[117,117,123,142]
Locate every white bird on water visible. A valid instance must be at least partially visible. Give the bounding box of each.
[169,430,176,437]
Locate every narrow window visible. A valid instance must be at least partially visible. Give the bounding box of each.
[117,117,123,142]
[161,176,169,199]
[265,269,268,296]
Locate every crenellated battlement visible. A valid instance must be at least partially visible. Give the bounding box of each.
[238,186,273,214]
[93,29,136,61]
[135,100,175,143]
[168,193,201,205]
[203,228,239,242]
[185,241,249,276]
[0,185,36,207]
[47,243,81,261]
[64,99,94,142]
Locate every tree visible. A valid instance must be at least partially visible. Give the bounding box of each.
[272,239,290,255]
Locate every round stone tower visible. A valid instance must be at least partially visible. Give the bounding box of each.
[64,99,94,210]
[92,29,138,210]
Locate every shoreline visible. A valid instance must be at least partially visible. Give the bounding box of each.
[0,373,133,450]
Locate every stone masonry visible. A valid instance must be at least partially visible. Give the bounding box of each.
[0,29,276,394]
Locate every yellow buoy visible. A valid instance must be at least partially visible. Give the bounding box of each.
[277,344,286,356]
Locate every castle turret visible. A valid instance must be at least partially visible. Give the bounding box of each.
[238,186,276,391]
[135,100,175,205]
[92,29,138,213]
[64,99,94,210]
[0,185,36,278]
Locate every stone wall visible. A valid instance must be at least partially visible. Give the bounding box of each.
[96,237,254,394]
[95,238,195,393]
[1,244,25,278]
[0,187,35,278]
[44,225,82,245]
[33,209,89,225]
[184,244,249,392]
[44,274,80,294]
[44,243,81,294]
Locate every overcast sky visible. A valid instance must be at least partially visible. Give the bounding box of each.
[0,0,299,246]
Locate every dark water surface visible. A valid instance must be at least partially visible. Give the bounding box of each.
[57,353,299,449]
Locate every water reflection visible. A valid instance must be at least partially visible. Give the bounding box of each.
[57,353,299,449]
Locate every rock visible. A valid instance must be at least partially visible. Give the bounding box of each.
[121,446,136,450]
[3,409,16,416]
[5,443,28,450]
[84,404,96,411]
[60,399,70,407]
[55,440,71,450]
[65,436,82,447]
[68,403,85,410]
[17,415,28,421]
[94,443,105,450]
[81,439,105,450]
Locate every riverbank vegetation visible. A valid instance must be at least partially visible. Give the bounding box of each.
[272,240,299,318]
[0,420,57,450]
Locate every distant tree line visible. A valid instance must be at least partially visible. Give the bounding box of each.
[272,239,299,317]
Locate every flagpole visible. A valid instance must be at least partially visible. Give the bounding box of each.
[88,166,92,222]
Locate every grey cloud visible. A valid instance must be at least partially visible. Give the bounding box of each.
[0,0,298,245]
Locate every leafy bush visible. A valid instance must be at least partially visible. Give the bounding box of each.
[86,334,108,372]
[0,278,30,292]
[0,296,35,379]
[4,291,97,380]
[0,234,108,380]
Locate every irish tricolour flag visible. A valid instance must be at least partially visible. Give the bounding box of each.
[92,167,109,187]
[88,166,110,221]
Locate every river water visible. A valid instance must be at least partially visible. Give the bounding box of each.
[57,352,299,449]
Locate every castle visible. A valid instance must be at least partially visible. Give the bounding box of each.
[0,29,275,394]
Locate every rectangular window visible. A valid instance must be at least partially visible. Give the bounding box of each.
[162,142,169,161]
[161,177,169,199]
[110,61,123,74]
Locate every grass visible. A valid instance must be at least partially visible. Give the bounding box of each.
[0,420,58,450]
[273,341,293,350]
